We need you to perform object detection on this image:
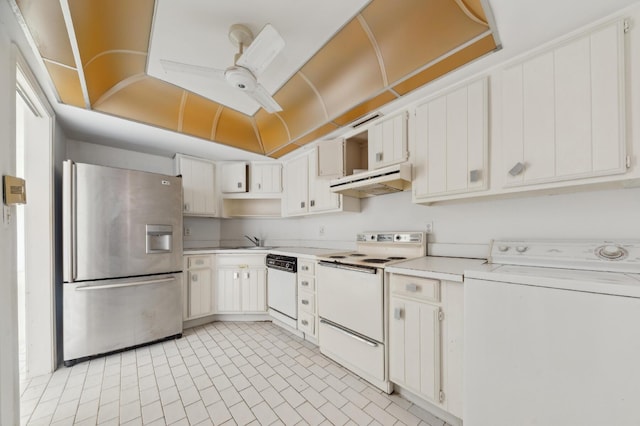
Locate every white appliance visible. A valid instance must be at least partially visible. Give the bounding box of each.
[266,254,297,328]
[317,232,427,393]
[329,163,412,197]
[464,240,640,426]
[62,160,183,366]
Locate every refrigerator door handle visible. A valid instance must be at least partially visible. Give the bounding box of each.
[75,277,175,291]
[63,160,78,281]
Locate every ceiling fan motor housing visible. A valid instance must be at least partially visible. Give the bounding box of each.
[225,66,257,91]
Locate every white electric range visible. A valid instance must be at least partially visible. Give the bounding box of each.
[316,232,427,393]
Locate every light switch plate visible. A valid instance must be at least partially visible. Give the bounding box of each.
[2,204,10,227]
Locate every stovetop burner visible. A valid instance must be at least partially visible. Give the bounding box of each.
[350,253,366,257]
[387,256,407,260]
[362,258,389,264]
[329,255,347,259]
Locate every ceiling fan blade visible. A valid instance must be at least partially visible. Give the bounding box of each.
[160,59,225,80]
[248,82,282,113]
[236,24,285,76]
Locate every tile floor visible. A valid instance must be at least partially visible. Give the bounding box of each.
[20,321,451,426]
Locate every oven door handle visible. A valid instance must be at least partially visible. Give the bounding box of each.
[318,261,378,274]
[320,319,379,347]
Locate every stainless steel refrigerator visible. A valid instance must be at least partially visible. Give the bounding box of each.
[62,160,183,366]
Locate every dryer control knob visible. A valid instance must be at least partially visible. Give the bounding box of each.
[596,245,628,260]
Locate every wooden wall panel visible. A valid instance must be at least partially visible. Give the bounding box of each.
[215,108,263,154]
[181,93,221,141]
[255,111,291,153]
[269,144,299,159]
[84,53,146,104]
[43,62,85,107]
[333,91,397,126]
[294,123,339,146]
[274,73,327,140]
[361,0,489,85]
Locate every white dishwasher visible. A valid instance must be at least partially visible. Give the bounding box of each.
[266,254,297,329]
[464,240,640,426]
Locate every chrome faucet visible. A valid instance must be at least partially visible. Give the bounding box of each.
[244,235,261,247]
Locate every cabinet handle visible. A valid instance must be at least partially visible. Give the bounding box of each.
[301,320,309,326]
[508,162,525,177]
[237,182,242,188]
[406,283,418,292]
[301,280,309,287]
[245,272,250,279]
[184,203,190,212]
[393,307,402,320]
[301,299,309,305]
[375,152,383,162]
[469,169,481,183]
[310,200,315,207]
[233,272,239,279]
[302,266,309,271]
[301,201,305,208]
[192,274,198,282]
[258,183,261,190]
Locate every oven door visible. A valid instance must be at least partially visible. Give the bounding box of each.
[317,261,384,342]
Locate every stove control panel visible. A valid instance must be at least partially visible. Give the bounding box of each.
[357,232,424,243]
[489,240,640,273]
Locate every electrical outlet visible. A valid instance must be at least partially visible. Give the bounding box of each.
[425,221,433,234]
[184,227,192,236]
[319,225,325,236]
[2,205,11,227]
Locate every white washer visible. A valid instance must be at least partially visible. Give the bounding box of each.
[464,240,640,426]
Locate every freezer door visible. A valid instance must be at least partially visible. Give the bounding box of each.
[63,273,183,362]
[65,161,183,281]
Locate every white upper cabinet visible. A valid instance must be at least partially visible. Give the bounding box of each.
[221,162,247,193]
[283,154,310,216]
[368,113,408,170]
[316,138,345,178]
[176,154,217,216]
[502,20,627,187]
[412,78,489,202]
[250,162,282,193]
[308,149,340,213]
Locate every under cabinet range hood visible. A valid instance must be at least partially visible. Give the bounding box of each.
[330,163,412,198]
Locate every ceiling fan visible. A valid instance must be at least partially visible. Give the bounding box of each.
[160,23,285,113]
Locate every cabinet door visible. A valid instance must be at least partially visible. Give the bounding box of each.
[368,113,408,169]
[221,162,247,193]
[216,268,241,312]
[502,21,626,187]
[251,163,282,193]
[284,155,309,215]
[308,150,340,212]
[316,139,344,178]
[413,78,488,200]
[240,268,266,312]
[179,156,217,216]
[389,298,442,404]
[187,268,212,318]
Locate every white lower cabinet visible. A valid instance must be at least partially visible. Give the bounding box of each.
[216,255,267,314]
[183,255,216,320]
[389,274,464,419]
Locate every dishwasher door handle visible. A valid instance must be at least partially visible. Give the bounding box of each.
[320,319,378,347]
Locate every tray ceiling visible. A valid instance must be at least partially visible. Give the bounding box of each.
[15,0,499,158]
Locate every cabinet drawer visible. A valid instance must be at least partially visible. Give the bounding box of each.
[298,291,315,314]
[187,256,211,268]
[298,311,316,336]
[298,259,315,275]
[298,275,315,292]
[391,274,440,303]
[217,254,265,268]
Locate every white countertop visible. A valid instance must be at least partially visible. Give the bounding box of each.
[183,246,341,259]
[386,256,487,282]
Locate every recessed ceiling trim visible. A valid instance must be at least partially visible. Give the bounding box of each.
[84,49,147,69]
[453,0,489,26]
[177,91,188,131]
[297,71,329,121]
[273,112,291,142]
[58,0,91,109]
[211,105,224,140]
[250,117,265,153]
[356,14,388,86]
[92,73,146,109]
[42,57,76,71]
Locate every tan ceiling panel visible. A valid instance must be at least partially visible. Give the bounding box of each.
[333,91,398,127]
[16,0,76,67]
[458,0,489,24]
[274,73,328,140]
[301,20,385,118]
[361,0,489,85]
[393,34,497,96]
[84,53,147,105]
[94,77,182,130]
[43,62,85,107]
[215,108,264,154]
[68,0,154,64]
[181,93,221,141]
[268,143,299,159]
[255,111,291,153]
[293,123,339,147]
